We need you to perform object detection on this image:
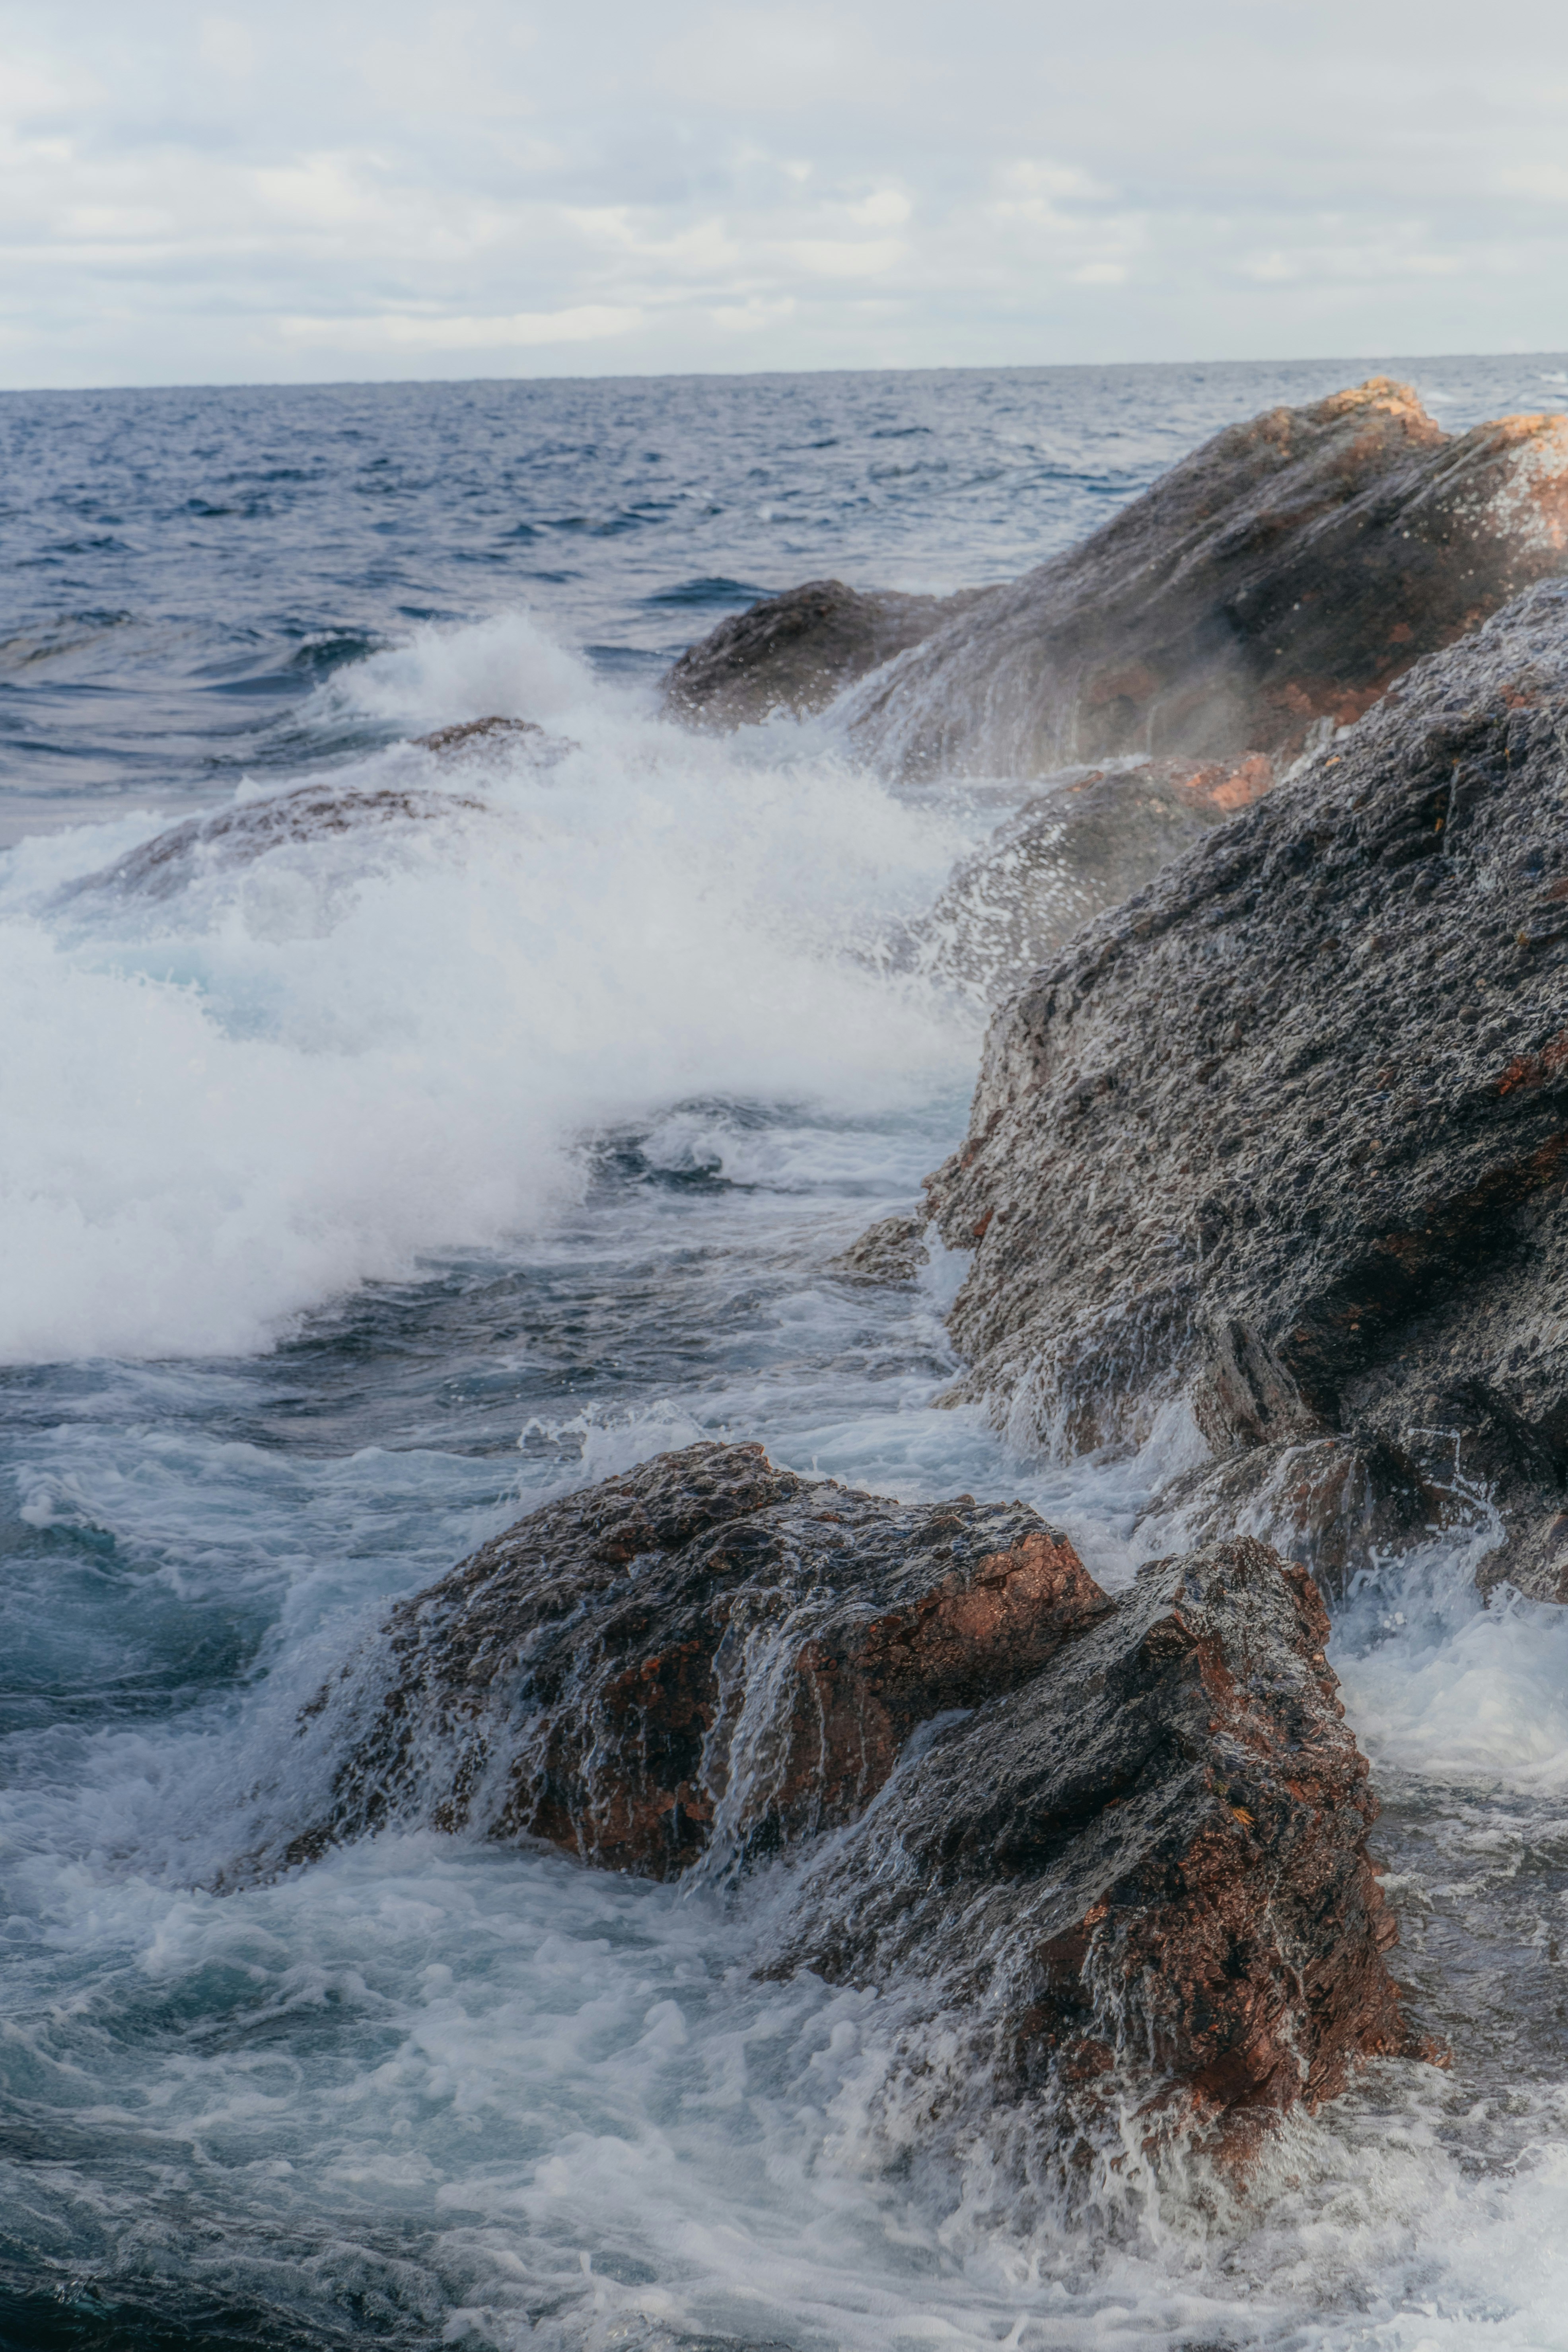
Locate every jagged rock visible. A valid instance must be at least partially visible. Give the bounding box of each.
[775,1537,1434,2167]
[665,380,1568,778]
[925,581,1568,1598]
[661,578,978,728]
[282,1442,1107,1879]
[916,754,1275,1001]
[825,1211,931,1285]
[277,1447,1428,2161]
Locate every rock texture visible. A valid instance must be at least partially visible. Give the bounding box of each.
[926,581,1568,1598]
[284,1442,1107,1878]
[777,1537,1430,2163]
[915,754,1275,1002]
[666,381,1568,779]
[663,578,977,728]
[277,1443,1427,2160]
[825,1211,931,1285]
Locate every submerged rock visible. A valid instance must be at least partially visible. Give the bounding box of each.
[278,1443,1428,2162]
[284,1442,1106,1878]
[926,581,1568,1597]
[777,1535,1432,2163]
[661,577,979,728]
[55,776,487,904]
[916,754,1274,1001]
[666,380,1568,777]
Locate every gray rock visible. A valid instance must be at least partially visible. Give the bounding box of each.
[825,1211,930,1285]
[916,755,1274,1002]
[661,578,976,728]
[925,580,1568,1599]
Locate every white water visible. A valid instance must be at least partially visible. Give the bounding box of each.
[4,611,1568,2352]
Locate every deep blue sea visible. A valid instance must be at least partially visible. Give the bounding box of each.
[3,354,1568,2352]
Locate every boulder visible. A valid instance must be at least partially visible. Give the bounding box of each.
[664,381,1568,778]
[775,1536,1432,2167]
[925,581,1568,1598]
[825,1210,931,1285]
[914,753,1274,1002]
[276,1444,1429,2163]
[662,578,977,729]
[282,1442,1107,1878]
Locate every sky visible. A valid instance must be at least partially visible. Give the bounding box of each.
[2,0,1567,389]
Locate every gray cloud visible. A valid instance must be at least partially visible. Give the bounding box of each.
[2,0,1565,386]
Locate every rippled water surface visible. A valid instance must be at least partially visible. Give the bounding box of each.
[4,354,1568,2352]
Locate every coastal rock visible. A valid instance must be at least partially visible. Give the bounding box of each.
[916,754,1274,1001]
[825,1210,931,1285]
[661,577,977,727]
[926,581,1568,1597]
[666,380,1568,776]
[776,1536,1431,2165]
[284,1441,1108,1878]
[278,1445,1426,2161]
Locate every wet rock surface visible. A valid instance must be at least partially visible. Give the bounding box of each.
[915,754,1274,1002]
[825,1210,931,1285]
[777,1535,1430,2159]
[280,1444,1426,2161]
[927,581,1568,1597]
[667,380,1568,777]
[661,577,979,727]
[284,1441,1107,1878]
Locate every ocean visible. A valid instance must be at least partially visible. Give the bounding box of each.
[3,352,1568,2352]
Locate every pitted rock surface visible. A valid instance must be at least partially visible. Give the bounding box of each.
[776,1536,1432,2157]
[926,581,1568,1597]
[665,380,1568,777]
[284,1441,1108,1877]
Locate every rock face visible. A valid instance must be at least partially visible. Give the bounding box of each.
[284,1442,1107,1878]
[915,754,1274,1002]
[663,578,976,728]
[665,381,1568,779]
[279,1442,1426,2159]
[825,1210,931,1285]
[777,1537,1428,2163]
[926,581,1568,1599]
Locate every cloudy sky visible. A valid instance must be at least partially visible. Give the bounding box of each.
[3,0,1566,388]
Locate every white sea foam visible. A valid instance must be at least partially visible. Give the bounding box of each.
[0,613,977,1362]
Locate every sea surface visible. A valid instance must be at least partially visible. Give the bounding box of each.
[3,354,1568,2352]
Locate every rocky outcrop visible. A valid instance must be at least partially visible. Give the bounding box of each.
[925,581,1568,1598]
[914,754,1274,1001]
[776,1536,1433,2166]
[825,1210,931,1285]
[283,1442,1108,1878]
[662,578,977,728]
[276,1443,1428,2162]
[666,381,1568,779]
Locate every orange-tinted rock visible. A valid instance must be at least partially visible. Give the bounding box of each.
[776,1537,1437,2166]
[283,1442,1111,1878]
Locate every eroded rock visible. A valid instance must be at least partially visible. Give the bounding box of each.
[665,380,1568,778]
[282,1441,1108,1878]
[926,581,1568,1597]
[776,1536,1432,2167]
[825,1211,931,1285]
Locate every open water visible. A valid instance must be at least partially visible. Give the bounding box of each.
[3,354,1568,2352]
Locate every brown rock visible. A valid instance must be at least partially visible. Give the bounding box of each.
[775,1537,1438,2169]
[280,1442,1110,1878]
[665,381,1568,777]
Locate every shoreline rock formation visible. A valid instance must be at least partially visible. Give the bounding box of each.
[664,380,1568,783]
[276,1442,1431,2158]
[922,581,1568,1599]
